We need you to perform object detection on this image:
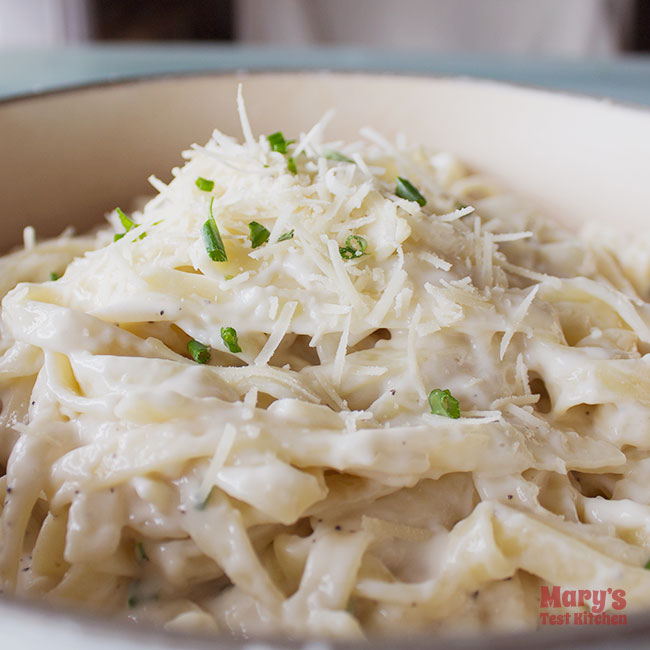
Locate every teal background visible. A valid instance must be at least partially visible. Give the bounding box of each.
[1,45,650,106]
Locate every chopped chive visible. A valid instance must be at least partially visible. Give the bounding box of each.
[277,229,294,242]
[187,339,211,364]
[428,388,460,419]
[224,274,234,280]
[248,221,270,248]
[116,207,136,231]
[324,150,353,163]
[347,235,367,254]
[645,558,650,570]
[195,177,215,192]
[116,229,145,244]
[135,542,149,564]
[202,197,227,262]
[287,156,297,175]
[339,235,368,260]
[196,486,215,511]
[113,207,137,242]
[221,327,242,353]
[396,177,427,206]
[127,581,139,608]
[49,272,61,281]
[267,131,294,154]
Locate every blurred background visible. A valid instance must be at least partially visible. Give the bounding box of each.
[1,0,648,54]
[1,0,649,104]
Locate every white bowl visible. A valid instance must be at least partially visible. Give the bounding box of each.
[1,71,650,650]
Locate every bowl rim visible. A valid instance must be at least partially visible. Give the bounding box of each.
[1,67,650,117]
[2,587,650,650]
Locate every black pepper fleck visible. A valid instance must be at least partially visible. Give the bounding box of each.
[507,494,513,500]
[389,389,396,396]
[335,525,342,531]
[160,310,164,316]
[472,590,479,599]
[6,487,12,494]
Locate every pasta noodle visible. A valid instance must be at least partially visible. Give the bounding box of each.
[1,91,650,639]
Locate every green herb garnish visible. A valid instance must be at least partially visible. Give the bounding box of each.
[248,221,270,248]
[267,131,294,154]
[127,581,139,608]
[113,207,137,241]
[116,207,135,231]
[135,542,149,564]
[324,150,353,163]
[396,177,427,206]
[287,156,297,175]
[187,339,211,364]
[202,197,227,262]
[277,229,294,242]
[645,558,650,570]
[428,388,460,419]
[221,327,242,353]
[195,177,215,192]
[49,272,61,281]
[339,235,368,260]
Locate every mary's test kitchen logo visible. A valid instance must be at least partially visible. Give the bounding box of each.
[539,586,627,626]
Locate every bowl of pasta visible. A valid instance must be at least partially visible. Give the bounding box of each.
[1,72,650,650]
